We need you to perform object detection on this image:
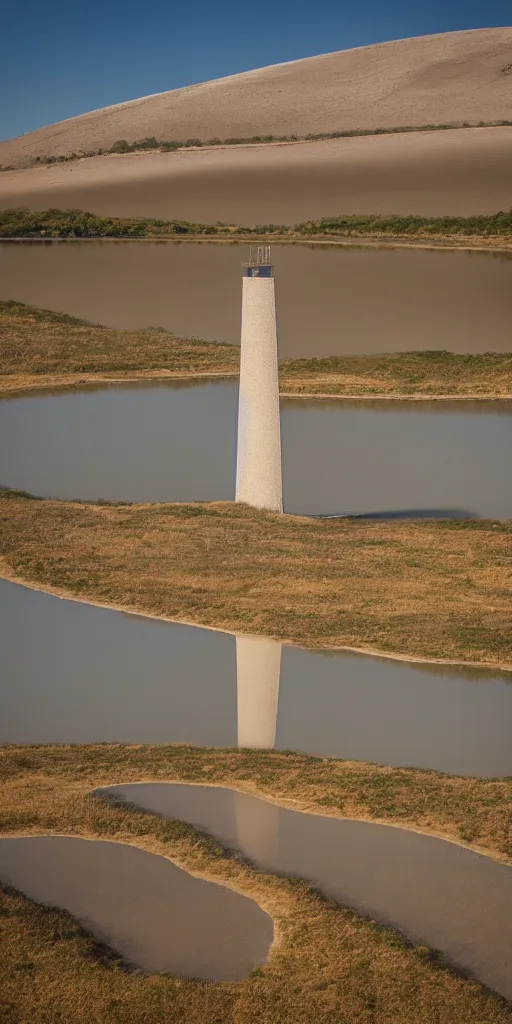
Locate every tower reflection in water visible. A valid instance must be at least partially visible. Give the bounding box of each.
[236,636,282,749]
[235,634,281,859]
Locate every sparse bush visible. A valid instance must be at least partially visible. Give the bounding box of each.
[109,140,131,153]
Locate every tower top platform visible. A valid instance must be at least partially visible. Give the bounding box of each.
[243,245,273,277]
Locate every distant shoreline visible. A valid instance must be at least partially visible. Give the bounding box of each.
[2,235,511,254]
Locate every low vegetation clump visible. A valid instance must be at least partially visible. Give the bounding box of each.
[1,492,511,666]
[2,300,512,398]
[1,743,512,1023]
[1,117,510,171]
[1,206,512,240]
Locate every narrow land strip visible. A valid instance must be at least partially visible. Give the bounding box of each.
[2,301,512,398]
[1,493,510,667]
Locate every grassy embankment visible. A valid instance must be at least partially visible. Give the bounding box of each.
[2,300,512,398]
[1,743,512,1024]
[1,208,512,249]
[2,118,511,171]
[1,491,511,667]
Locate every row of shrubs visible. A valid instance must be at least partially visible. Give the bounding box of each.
[1,208,511,239]
[3,119,511,171]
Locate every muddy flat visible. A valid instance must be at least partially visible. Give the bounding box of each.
[97,783,512,1001]
[0,835,272,979]
[1,128,511,221]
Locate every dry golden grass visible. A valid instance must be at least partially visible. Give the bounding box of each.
[280,351,512,398]
[2,300,512,398]
[1,492,511,667]
[0,300,238,389]
[1,743,512,1024]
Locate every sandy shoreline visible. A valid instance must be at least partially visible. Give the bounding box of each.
[2,369,512,401]
[2,232,512,253]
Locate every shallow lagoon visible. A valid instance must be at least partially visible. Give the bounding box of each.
[0,834,272,979]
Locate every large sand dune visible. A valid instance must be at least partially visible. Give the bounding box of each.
[0,28,511,222]
[1,28,511,167]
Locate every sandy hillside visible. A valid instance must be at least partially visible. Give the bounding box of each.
[0,128,510,222]
[1,28,511,168]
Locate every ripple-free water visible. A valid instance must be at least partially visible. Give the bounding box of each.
[0,835,272,979]
[1,242,511,356]
[1,382,511,517]
[96,783,512,1001]
[2,580,511,777]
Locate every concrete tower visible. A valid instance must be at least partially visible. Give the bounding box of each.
[236,635,282,749]
[236,246,283,512]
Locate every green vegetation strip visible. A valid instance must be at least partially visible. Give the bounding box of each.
[1,117,511,171]
[2,207,512,239]
[1,492,511,666]
[2,300,512,398]
[1,744,512,1023]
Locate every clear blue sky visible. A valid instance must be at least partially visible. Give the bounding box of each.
[2,0,510,141]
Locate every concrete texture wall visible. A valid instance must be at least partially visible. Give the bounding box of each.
[236,636,282,749]
[236,276,283,512]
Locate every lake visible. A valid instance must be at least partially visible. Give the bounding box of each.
[1,241,511,357]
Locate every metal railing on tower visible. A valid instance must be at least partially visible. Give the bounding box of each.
[247,244,271,266]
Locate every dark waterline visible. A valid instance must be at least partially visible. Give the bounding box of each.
[1,382,511,517]
[0,835,272,980]
[1,242,511,357]
[96,783,512,1001]
[2,581,511,777]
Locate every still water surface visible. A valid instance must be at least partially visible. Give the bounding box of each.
[2,581,511,777]
[1,382,511,517]
[98,783,512,1000]
[1,242,511,356]
[0,835,272,979]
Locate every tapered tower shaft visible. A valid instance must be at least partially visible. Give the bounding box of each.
[236,247,283,512]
